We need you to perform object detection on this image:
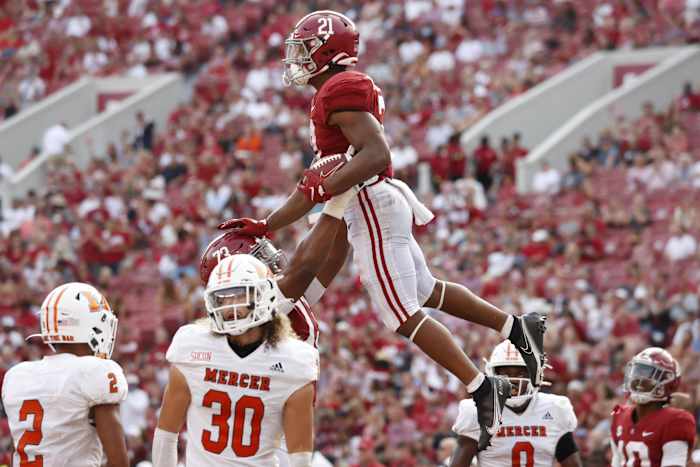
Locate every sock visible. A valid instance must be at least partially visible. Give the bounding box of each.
[500,315,514,339]
[466,372,486,394]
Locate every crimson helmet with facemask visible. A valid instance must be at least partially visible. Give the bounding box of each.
[624,347,680,405]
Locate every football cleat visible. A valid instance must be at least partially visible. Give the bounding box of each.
[473,375,512,451]
[509,312,547,387]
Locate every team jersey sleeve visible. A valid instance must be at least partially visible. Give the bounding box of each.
[318,73,376,124]
[80,358,128,406]
[281,341,320,401]
[166,324,201,365]
[661,409,696,455]
[552,395,578,433]
[452,399,480,441]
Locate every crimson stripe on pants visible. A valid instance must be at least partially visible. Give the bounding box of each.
[362,190,411,321]
[358,190,408,324]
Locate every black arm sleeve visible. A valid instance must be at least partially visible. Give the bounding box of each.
[555,431,578,462]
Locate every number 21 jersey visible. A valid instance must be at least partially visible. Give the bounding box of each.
[166,323,319,467]
[1,353,128,467]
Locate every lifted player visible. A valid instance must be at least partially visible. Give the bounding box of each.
[451,341,582,467]
[219,9,545,448]
[1,282,128,467]
[610,347,696,467]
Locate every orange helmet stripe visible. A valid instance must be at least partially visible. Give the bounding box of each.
[42,287,60,334]
[52,285,68,334]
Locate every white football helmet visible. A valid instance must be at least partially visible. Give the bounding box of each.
[28,282,118,359]
[485,340,535,408]
[205,254,281,335]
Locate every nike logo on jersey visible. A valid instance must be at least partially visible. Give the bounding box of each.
[543,411,554,420]
[642,431,654,437]
[270,362,285,373]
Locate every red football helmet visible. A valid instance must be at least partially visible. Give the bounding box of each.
[624,347,680,404]
[200,232,287,285]
[283,10,359,86]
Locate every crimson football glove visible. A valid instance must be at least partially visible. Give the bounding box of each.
[298,169,333,203]
[217,217,268,236]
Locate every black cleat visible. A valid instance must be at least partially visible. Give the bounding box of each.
[472,375,511,451]
[509,312,547,387]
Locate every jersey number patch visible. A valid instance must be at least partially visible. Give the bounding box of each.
[617,440,651,467]
[108,372,119,394]
[17,399,44,467]
[201,390,264,457]
[512,441,534,467]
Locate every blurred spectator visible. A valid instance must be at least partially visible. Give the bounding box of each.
[532,161,561,194]
[132,111,155,151]
[665,224,698,262]
[473,135,498,191]
[42,122,69,156]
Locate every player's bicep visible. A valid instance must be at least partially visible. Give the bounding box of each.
[94,403,128,467]
[449,435,477,467]
[283,382,315,453]
[329,111,388,154]
[157,366,191,433]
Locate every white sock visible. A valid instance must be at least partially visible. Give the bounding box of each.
[466,372,485,393]
[500,315,514,339]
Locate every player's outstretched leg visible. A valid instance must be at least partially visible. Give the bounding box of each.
[397,311,511,451]
[424,280,547,387]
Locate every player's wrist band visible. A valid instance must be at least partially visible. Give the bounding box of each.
[289,452,313,467]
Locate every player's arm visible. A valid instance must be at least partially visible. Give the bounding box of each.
[283,382,315,467]
[556,432,582,467]
[610,438,622,467]
[153,366,190,467]
[449,435,477,467]
[267,189,317,232]
[277,192,353,301]
[315,221,349,288]
[94,404,128,467]
[322,111,391,196]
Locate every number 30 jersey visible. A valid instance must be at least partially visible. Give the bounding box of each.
[166,323,319,467]
[1,353,128,467]
[453,393,577,467]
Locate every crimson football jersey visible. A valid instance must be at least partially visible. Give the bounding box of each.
[610,404,696,467]
[309,70,392,178]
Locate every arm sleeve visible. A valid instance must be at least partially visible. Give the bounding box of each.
[555,431,579,462]
[451,400,480,441]
[80,359,128,406]
[661,440,689,466]
[282,345,320,402]
[152,428,179,467]
[303,278,326,306]
[610,438,622,467]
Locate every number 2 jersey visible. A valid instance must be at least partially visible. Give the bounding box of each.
[1,353,128,467]
[166,323,319,467]
[452,392,578,467]
[610,404,696,467]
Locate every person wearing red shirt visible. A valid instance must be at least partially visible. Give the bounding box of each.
[473,135,498,191]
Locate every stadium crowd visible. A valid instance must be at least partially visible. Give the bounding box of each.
[1,0,700,466]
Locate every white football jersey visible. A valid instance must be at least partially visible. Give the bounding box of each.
[453,392,577,467]
[1,353,128,467]
[166,323,319,467]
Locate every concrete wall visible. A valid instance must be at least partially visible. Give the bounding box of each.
[3,74,184,203]
[0,79,97,169]
[518,47,700,192]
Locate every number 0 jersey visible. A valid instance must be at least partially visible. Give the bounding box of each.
[453,392,577,467]
[1,353,128,467]
[166,323,319,467]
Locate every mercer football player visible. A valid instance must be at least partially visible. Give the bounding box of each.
[1,282,128,467]
[200,230,344,348]
[218,10,546,449]
[152,255,319,467]
[451,341,582,467]
[610,347,696,467]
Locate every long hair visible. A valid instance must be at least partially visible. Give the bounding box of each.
[195,312,296,348]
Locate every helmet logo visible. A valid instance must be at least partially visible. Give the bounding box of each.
[79,290,109,313]
[318,17,334,36]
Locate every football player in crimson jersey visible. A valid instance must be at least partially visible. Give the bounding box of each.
[610,347,696,467]
[451,341,582,467]
[1,282,128,467]
[218,9,546,449]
